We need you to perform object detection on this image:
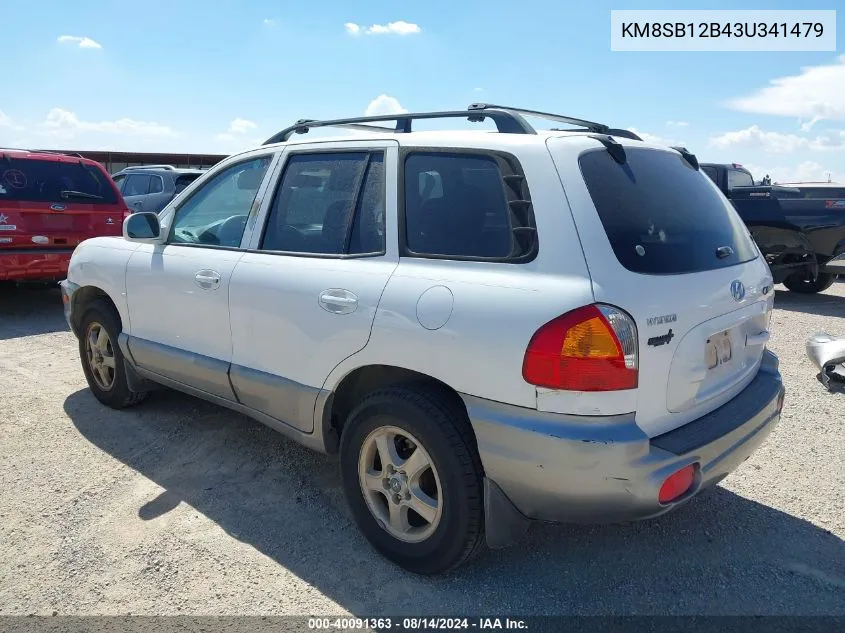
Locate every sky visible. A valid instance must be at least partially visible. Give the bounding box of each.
[1,0,843,183]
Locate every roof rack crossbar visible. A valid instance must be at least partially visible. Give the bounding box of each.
[263,107,538,144]
[468,104,609,134]
[263,104,616,145]
[121,164,176,171]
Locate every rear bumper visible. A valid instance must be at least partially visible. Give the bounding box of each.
[463,350,784,526]
[0,249,75,281]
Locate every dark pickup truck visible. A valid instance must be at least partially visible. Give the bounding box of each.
[702,163,845,293]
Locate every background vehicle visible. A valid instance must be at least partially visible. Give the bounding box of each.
[61,105,784,574]
[111,165,205,214]
[0,149,128,283]
[701,163,844,294]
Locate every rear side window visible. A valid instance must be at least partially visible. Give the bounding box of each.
[403,152,536,261]
[261,152,385,256]
[579,148,758,275]
[0,158,118,204]
[149,176,164,194]
[123,174,151,196]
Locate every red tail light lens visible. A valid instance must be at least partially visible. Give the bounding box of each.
[522,304,638,391]
[658,465,696,504]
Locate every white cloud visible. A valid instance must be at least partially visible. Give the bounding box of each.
[346,21,421,36]
[57,35,102,49]
[726,55,845,126]
[39,108,175,139]
[474,87,484,92]
[365,95,408,117]
[262,18,278,27]
[215,119,260,146]
[227,118,257,134]
[666,120,689,128]
[627,128,683,146]
[708,125,845,153]
[0,110,23,131]
[742,161,843,185]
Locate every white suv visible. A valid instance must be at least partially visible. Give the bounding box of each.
[60,105,785,575]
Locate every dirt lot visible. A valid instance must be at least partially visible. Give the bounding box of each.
[0,282,843,616]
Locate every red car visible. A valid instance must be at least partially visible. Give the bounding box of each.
[0,149,129,283]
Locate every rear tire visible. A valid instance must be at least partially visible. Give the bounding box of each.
[78,300,148,409]
[339,385,484,575]
[783,272,837,294]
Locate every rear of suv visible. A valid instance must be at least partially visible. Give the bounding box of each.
[0,149,127,283]
[60,105,785,575]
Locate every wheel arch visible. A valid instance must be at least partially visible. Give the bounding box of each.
[320,364,478,456]
[71,285,124,336]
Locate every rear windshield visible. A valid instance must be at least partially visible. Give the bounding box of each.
[796,187,845,199]
[0,157,118,205]
[174,173,202,194]
[579,147,758,275]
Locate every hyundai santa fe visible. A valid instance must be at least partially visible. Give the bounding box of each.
[60,104,785,574]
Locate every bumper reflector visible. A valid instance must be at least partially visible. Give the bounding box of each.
[658,464,696,504]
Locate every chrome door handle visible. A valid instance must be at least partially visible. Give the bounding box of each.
[319,289,358,314]
[194,270,221,289]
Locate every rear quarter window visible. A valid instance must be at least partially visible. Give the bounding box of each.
[402,151,537,262]
[579,147,758,275]
[0,158,118,204]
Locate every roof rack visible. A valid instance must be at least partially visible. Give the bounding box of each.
[263,103,612,144]
[0,148,85,159]
[32,149,85,158]
[120,164,176,171]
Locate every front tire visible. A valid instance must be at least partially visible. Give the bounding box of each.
[783,272,838,294]
[339,385,484,574]
[78,300,147,409]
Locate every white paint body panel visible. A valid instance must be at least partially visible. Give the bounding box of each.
[124,243,243,362]
[65,236,141,329]
[546,136,774,436]
[66,130,776,442]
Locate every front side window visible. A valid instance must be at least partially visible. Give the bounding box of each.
[261,152,385,255]
[0,157,118,204]
[169,155,271,248]
[403,152,532,260]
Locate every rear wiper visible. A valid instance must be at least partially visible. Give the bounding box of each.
[715,245,734,259]
[60,190,103,200]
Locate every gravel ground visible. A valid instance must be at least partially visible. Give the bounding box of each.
[0,282,843,616]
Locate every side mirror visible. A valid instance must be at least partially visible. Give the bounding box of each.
[123,212,163,243]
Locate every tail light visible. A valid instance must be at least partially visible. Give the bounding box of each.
[122,209,131,221]
[522,304,638,391]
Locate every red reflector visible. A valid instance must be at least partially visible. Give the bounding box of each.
[659,465,696,504]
